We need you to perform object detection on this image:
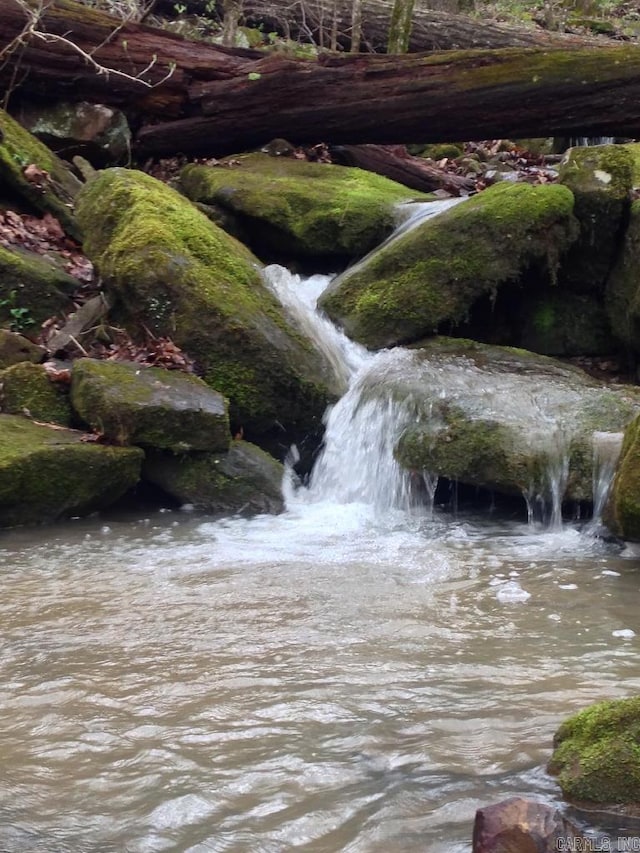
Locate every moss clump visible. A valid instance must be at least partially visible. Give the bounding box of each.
[0,244,78,330]
[0,108,81,238]
[549,697,640,804]
[75,168,335,439]
[319,182,578,349]
[558,144,634,292]
[143,440,284,515]
[0,413,143,526]
[1,363,72,425]
[417,143,464,161]
[604,414,640,540]
[70,358,230,451]
[180,154,421,260]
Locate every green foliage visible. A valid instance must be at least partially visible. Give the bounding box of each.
[0,291,34,333]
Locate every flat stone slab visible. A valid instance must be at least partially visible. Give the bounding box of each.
[70,358,230,452]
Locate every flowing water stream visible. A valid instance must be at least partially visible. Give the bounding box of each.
[2,207,640,852]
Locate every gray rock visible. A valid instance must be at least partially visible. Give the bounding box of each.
[70,358,231,452]
[143,440,285,515]
[0,414,143,527]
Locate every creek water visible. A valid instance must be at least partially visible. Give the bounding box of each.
[3,208,640,853]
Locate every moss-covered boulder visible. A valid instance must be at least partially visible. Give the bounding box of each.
[0,108,81,239]
[605,198,640,355]
[0,330,45,369]
[180,154,419,261]
[75,168,337,442]
[70,358,230,451]
[143,439,284,515]
[318,182,578,349]
[388,338,640,502]
[558,144,634,292]
[548,697,640,804]
[1,363,72,425]
[518,290,616,356]
[0,414,143,526]
[0,244,78,330]
[603,413,640,540]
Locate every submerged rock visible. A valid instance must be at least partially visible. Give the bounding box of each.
[70,358,231,451]
[75,168,337,442]
[549,697,640,804]
[0,414,142,526]
[0,108,81,239]
[319,182,578,349]
[472,796,585,853]
[143,440,284,515]
[1,362,72,426]
[180,154,418,261]
[558,143,633,293]
[382,338,639,504]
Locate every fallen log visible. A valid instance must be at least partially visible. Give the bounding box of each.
[239,0,606,52]
[2,1,640,160]
[329,144,475,194]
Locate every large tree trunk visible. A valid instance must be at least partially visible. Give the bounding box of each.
[155,0,606,52]
[2,0,640,161]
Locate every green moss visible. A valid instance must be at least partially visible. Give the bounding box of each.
[143,439,284,515]
[549,697,640,803]
[0,413,142,526]
[0,330,44,369]
[70,358,230,451]
[558,144,633,292]
[180,154,421,259]
[1,363,72,425]
[320,182,578,348]
[75,169,335,438]
[0,109,81,238]
[603,414,640,539]
[0,244,77,328]
[418,143,464,160]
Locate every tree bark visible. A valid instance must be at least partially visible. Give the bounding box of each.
[2,0,640,161]
[154,0,607,52]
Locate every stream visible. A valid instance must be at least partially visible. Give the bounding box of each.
[2,207,640,852]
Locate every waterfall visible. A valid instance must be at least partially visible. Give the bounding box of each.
[590,431,624,525]
[262,201,624,529]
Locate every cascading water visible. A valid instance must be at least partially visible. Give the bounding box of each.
[265,188,625,529]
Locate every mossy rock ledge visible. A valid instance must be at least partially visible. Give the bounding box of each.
[180,154,420,261]
[1,362,72,426]
[0,414,143,527]
[604,412,640,540]
[558,143,634,293]
[0,244,79,329]
[75,168,337,443]
[549,697,640,804]
[318,182,579,349]
[0,108,82,239]
[143,440,285,516]
[387,338,640,502]
[70,358,231,451]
